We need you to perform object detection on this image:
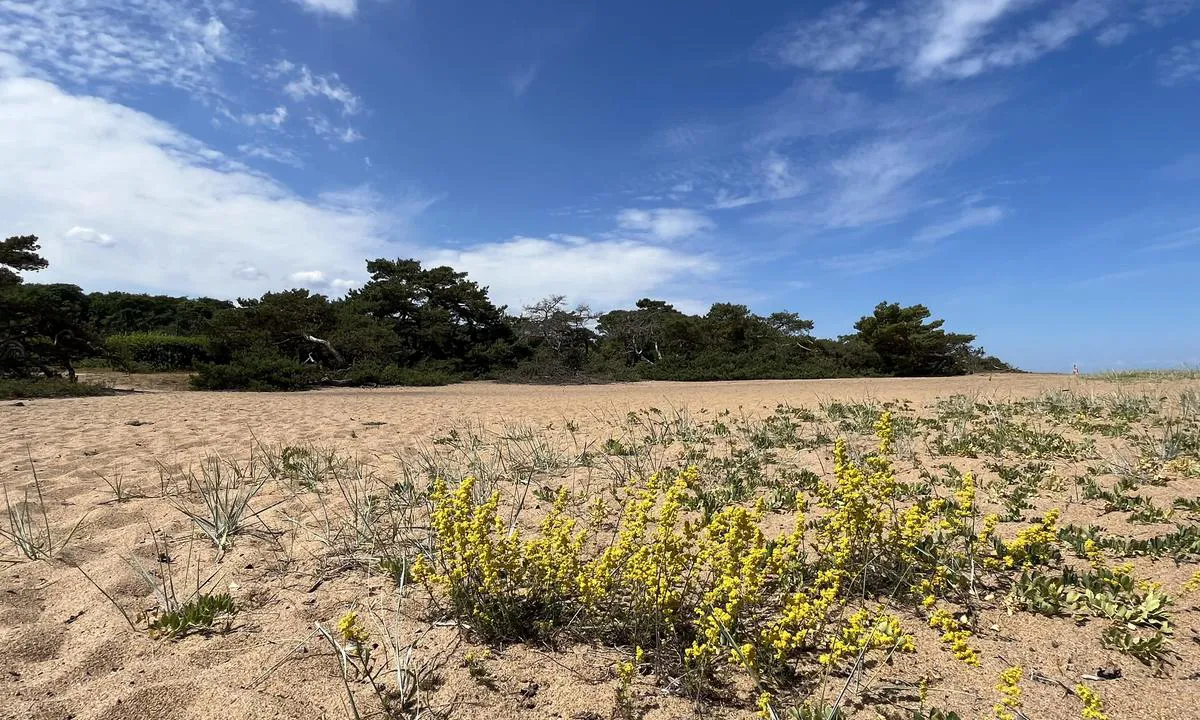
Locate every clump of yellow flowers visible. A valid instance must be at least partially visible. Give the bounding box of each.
[1075,683,1108,720]
[1183,569,1200,595]
[336,611,370,651]
[411,409,1071,705]
[994,666,1024,720]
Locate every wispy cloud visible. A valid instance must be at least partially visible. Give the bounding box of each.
[308,115,363,144]
[1144,224,1200,252]
[824,199,1007,274]
[283,65,362,115]
[761,0,1189,82]
[1142,0,1196,26]
[293,0,358,19]
[824,246,921,274]
[616,207,715,241]
[1068,266,1156,288]
[236,105,289,129]
[508,65,539,97]
[1159,40,1200,85]
[238,143,304,167]
[652,122,721,153]
[712,152,809,209]
[0,0,236,98]
[1161,152,1200,179]
[909,0,1034,79]
[752,79,876,145]
[914,204,1006,243]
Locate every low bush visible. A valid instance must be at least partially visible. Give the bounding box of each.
[0,377,117,399]
[106,333,210,371]
[341,362,462,387]
[189,355,320,391]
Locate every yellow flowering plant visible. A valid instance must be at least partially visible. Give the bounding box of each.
[409,408,1116,708]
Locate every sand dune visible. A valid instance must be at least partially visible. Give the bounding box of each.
[3,374,1196,719]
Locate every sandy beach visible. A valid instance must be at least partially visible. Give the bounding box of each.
[3,374,1198,720]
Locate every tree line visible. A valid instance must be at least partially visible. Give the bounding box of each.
[1,234,1014,391]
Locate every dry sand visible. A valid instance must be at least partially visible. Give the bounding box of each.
[2,375,1197,719]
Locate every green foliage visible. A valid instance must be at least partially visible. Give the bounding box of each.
[205,288,337,365]
[190,355,320,391]
[340,362,462,387]
[1060,523,1200,560]
[849,301,1005,377]
[106,333,210,370]
[0,377,116,399]
[148,593,237,639]
[3,235,1014,389]
[0,234,48,287]
[345,258,513,370]
[86,292,232,336]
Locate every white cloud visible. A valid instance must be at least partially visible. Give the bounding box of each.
[283,65,362,115]
[940,0,1111,78]
[764,1,915,73]
[910,0,1032,79]
[821,135,943,228]
[653,123,719,152]
[239,105,288,129]
[508,65,538,97]
[425,236,715,310]
[238,143,304,168]
[763,0,1189,81]
[713,152,809,209]
[753,79,876,145]
[65,225,116,247]
[233,264,266,280]
[1159,40,1200,85]
[616,208,715,241]
[0,68,425,298]
[824,247,921,274]
[289,270,327,284]
[914,204,1006,242]
[750,128,968,232]
[0,0,237,98]
[824,202,1006,274]
[293,0,358,18]
[288,269,361,292]
[308,115,363,144]
[1142,0,1195,25]
[1094,22,1133,45]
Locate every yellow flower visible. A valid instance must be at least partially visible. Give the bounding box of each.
[995,666,1023,720]
[336,611,369,646]
[1183,570,1200,595]
[1076,683,1108,720]
[928,609,980,667]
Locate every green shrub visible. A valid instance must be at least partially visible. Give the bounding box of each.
[340,361,462,387]
[190,355,319,391]
[0,377,117,399]
[148,593,237,639]
[106,333,210,371]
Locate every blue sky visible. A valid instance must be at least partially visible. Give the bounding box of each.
[1,0,1198,372]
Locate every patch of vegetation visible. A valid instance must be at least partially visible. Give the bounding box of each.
[5,231,1015,393]
[190,355,321,391]
[148,593,237,639]
[105,333,210,371]
[2,454,88,562]
[0,377,116,399]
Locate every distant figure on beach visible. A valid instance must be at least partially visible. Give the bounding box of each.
[1072,364,1079,376]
